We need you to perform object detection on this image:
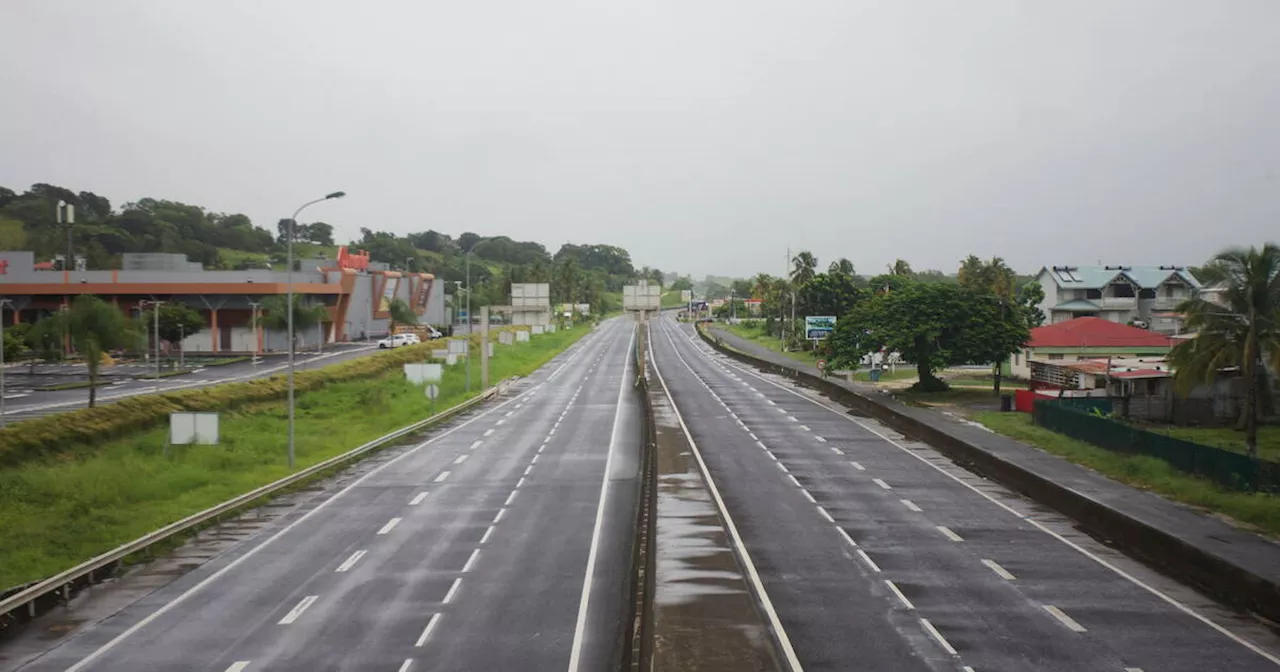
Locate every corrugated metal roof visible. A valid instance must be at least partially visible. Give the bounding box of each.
[1027,317,1177,348]
[1042,266,1202,290]
[1051,299,1102,311]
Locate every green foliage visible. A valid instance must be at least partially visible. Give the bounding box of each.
[3,323,30,362]
[387,297,417,334]
[259,294,328,333]
[140,303,207,344]
[1170,243,1280,458]
[29,296,137,407]
[668,276,694,292]
[796,272,862,318]
[790,250,818,285]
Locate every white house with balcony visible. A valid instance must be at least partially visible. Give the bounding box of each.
[1033,265,1203,334]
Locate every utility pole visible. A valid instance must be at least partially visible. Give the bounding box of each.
[0,299,11,427]
[248,300,261,368]
[179,322,185,370]
[139,299,164,392]
[480,305,490,389]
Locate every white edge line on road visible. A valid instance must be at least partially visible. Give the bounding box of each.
[981,559,1016,581]
[462,549,480,573]
[801,490,817,504]
[335,550,366,573]
[787,474,802,488]
[377,518,401,535]
[278,595,318,625]
[443,578,462,604]
[837,527,858,548]
[816,506,835,523]
[225,662,252,672]
[62,338,589,672]
[920,618,957,656]
[409,492,428,506]
[651,320,805,672]
[856,549,881,573]
[415,614,442,647]
[567,323,634,672]
[706,344,1280,666]
[1043,605,1087,632]
[885,580,915,610]
[777,462,790,473]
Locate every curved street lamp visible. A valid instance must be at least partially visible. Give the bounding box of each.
[285,190,345,469]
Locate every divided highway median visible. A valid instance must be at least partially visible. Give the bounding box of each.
[0,324,592,606]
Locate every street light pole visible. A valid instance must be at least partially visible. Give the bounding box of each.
[0,299,11,428]
[248,300,261,368]
[286,191,345,470]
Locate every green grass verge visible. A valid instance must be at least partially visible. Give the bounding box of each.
[191,356,252,367]
[1150,425,1280,463]
[33,381,113,392]
[0,323,591,590]
[721,323,817,365]
[974,411,1280,537]
[134,370,193,380]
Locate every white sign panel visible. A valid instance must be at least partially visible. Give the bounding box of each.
[547,324,557,333]
[431,349,449,360]
[170,412,219,445]
[516,330,530,342]
[532,325,545,335]
[446,353,459,366]
[448,339,469,354]
[623,284,661,311]
[404,363,444,384]
[681,290,692,303]
[499,332,514,345]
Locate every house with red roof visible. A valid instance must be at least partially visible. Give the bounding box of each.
[1009,317,1175,380]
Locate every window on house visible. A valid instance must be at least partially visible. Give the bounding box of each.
[1013,352,1020,365]
[1085,288,1102,300]
[1048,353,1064,360]
[1111,283,1135,298]
[1139,288,1156,299]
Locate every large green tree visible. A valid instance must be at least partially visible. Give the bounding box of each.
[28,296,136,407]
[1169,244,1280,458]
[387,298,418,335]
[791,250,818,285]
[139,302,207,346]
[260,295,329,348]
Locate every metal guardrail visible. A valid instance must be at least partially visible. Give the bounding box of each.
[0,379,513,625]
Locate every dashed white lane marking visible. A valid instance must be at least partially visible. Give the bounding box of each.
[470,440,483,450]
[225,662,251,672]
[1043,605,1087,632]
[278,595,318,624]
[398,659,414,672]
[377,518,402,535]
[815,436,827,443]
[786,414,797,421]
[453,454,469,465]
[483,429,494,437]
[515,403,523,409]
[801,490,817,504]
[336,550,366,573]
[537,445,546,454]
[755,440,768,450]
[516,477,526,488]
[816,506,835,523]
[873,478,891,490]
[523,465,534,476]
[415,614,442,646]
[787,474,801,487]
[493,508,507,524]
[531,454,540,464]
[837,527,858,547]
[548,428,556,436]
[830,446,843,455]
[885,580,915,610]
[901,499,922,512]
[982,559,1016,581]
[777,462,790,474]
[496,419,506,426]
[1124,668,1145,672]
[851,461,865,471]
[767,400,776,405]
[800,425,811,431]
[504,410,514,417]
[921,618,957,655]
[480,526,495,544]
[434,471,451,483]
[409,492,428,505]
[504,491,518,506]
[748,432,758,440]
[766,451,778,462]
[856,549,882,573]
[463,548,482,573]
[937,526,964,542]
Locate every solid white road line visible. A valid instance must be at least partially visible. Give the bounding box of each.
[901,499,922,512]
[937,526,964,542]
[856,549,882,573]
[981,559,1016,581]
[462,549,481,573]
[415,614,442,647]
[443,578,462,604]
[335,550,366,573]
[1043,605,1087,632]
[873,478,891,490]
[504,491,518,506]
[409,492,428,506]
[801,490,817,504]
[225,662,251,672]
[453,454,468,465]
[837,527,858,548]
[885,580,915,610]
[434,471,451,483]
[398,659,414,672]
[493,508,506,524]
[649,322,804,672]
[816,506,835,523]
[377,518,402,535]
[483,429,494,437]
[851,461,865,470]
[480,526,495,544]
[921,618,957,656]
[567,325,635,672]
[278,595,318,625]
[470,440,483,450]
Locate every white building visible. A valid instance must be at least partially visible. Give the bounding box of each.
[1034,265,1202,334]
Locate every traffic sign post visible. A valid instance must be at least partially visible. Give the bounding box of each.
[426,383,439,414]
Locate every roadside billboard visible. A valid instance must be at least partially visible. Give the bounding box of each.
[805,315,837,340]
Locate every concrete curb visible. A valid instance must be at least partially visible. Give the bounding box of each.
[697,325,1280,626]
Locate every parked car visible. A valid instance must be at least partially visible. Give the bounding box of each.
[378,334,412,349]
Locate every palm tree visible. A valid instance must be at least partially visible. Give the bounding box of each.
[1169,244,1280,458]
[828,258,855,276]
[889,258,914,277]
[791,250,818,285]
[260,295,328,349]
[29,295,136,407]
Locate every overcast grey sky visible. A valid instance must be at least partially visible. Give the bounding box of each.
[2,1,1278,279]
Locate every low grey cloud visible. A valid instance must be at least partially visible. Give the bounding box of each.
[2,0,1277,278]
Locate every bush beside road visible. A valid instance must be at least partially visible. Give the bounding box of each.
[0,323,591,591]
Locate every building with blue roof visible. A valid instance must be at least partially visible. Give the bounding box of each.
[1033,265,1203,334]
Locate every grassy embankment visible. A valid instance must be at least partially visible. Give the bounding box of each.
[0,324,591,590]
[975,411,1280,537]
[720,322,919,383]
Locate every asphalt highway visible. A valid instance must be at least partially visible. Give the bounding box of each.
[20,318,642,672]
[648,315,1280,672]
